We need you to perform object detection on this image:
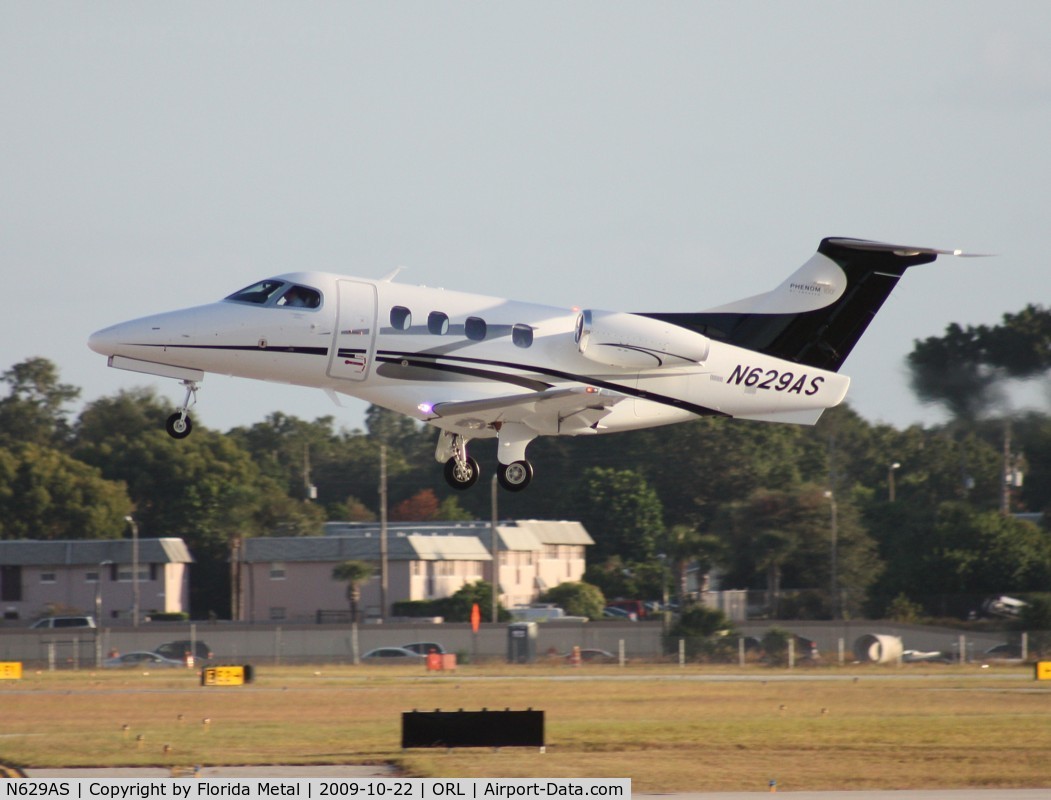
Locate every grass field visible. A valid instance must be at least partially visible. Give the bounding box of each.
[2,662,1049,793]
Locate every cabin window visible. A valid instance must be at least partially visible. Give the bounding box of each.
[390,306,412,330]
[465,316,487,341]
[428,311,450,336]
[276,285,321,309]
[512,323,534,348]
[225,279,287,305]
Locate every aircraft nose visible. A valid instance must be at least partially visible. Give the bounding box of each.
[88,325,120,356]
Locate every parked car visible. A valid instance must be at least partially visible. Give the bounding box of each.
[104,651,184,669]
[794,635,820,660]
[983,642,1023,661]
[566,648,619,663]
[607,600,646,619]
[153,640,213,662]
[30,615,96,630]
[602,606,635,620]
[361,646,426,662]
[400,642,445,655]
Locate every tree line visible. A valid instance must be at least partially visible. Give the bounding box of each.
[3,344,1051,622]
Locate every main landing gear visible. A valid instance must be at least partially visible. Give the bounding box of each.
[436,429,536,492]
[164,380,198,440]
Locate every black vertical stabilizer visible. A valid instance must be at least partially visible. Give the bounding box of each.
[640,237,944,372]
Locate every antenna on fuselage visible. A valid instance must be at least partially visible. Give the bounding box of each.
[380,267,405,282]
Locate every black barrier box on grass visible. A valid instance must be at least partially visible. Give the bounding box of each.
[402,708,544,748]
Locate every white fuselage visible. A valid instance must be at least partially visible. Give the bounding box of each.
[88,270,850,439]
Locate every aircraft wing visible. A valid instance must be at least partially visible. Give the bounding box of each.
[430,386,628,436]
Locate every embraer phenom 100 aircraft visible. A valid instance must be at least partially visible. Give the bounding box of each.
[88,237,966,492]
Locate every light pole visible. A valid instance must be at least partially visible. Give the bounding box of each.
[94,560,113,622]
[125,516,139,627]
[824,490,839,619]
[378,445,388,623]
[93,559,113,668]
[490,473,499,624]
[888,462,901,502]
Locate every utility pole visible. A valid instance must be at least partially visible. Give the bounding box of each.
[125,516,139,628]
[1001,420,1024,516]
[302,444,316,501]
[379,445,388,622]
[490,474,499,624]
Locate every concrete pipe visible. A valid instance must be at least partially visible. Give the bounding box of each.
[853,633,903,664]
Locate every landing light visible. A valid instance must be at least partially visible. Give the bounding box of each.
[418,402,434,414]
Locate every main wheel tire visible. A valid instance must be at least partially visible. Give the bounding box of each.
[497,460,533,492]
[444,456,480,490]
[165,413,193,439]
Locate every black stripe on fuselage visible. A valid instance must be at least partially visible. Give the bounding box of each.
[119,343,726,418]
[377,350,727,419]
[128,343,331,357]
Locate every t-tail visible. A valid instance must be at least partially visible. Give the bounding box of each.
[642,237,969,372]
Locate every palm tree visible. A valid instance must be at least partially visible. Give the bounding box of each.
[331,560,374,624]
[662,524,724,607]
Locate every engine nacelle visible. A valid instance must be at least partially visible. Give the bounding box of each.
[574,309,711,369]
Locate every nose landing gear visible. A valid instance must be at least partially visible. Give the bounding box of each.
[164,380,198,440]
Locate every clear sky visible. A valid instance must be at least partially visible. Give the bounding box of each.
[3,2,1049,435]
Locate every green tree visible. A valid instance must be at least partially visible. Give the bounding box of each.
[0,443,132,540]
[538,581,606,619]
[717,484,879,619]
[583,556,635,601]
[660,524,723,606]
[0,357,80,447]
[667,605,734,660]
[577,467,664,562]
[436,580,509,622]
[331,560,375,623]
[937,506,1051,598]
[74,390,323,616]
[644,417,822,531]
[907,305,1051,420]
[227,412,346,502]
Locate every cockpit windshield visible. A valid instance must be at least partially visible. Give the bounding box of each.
[225,280,321,310]
[225,280,287,305]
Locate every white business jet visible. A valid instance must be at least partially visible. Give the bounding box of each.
[88,237,964,492]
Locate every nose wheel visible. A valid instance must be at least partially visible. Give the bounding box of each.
[165,413,193,439]
[164,379,198,440]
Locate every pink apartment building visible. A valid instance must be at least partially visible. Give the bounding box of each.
[234,520,594,622]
